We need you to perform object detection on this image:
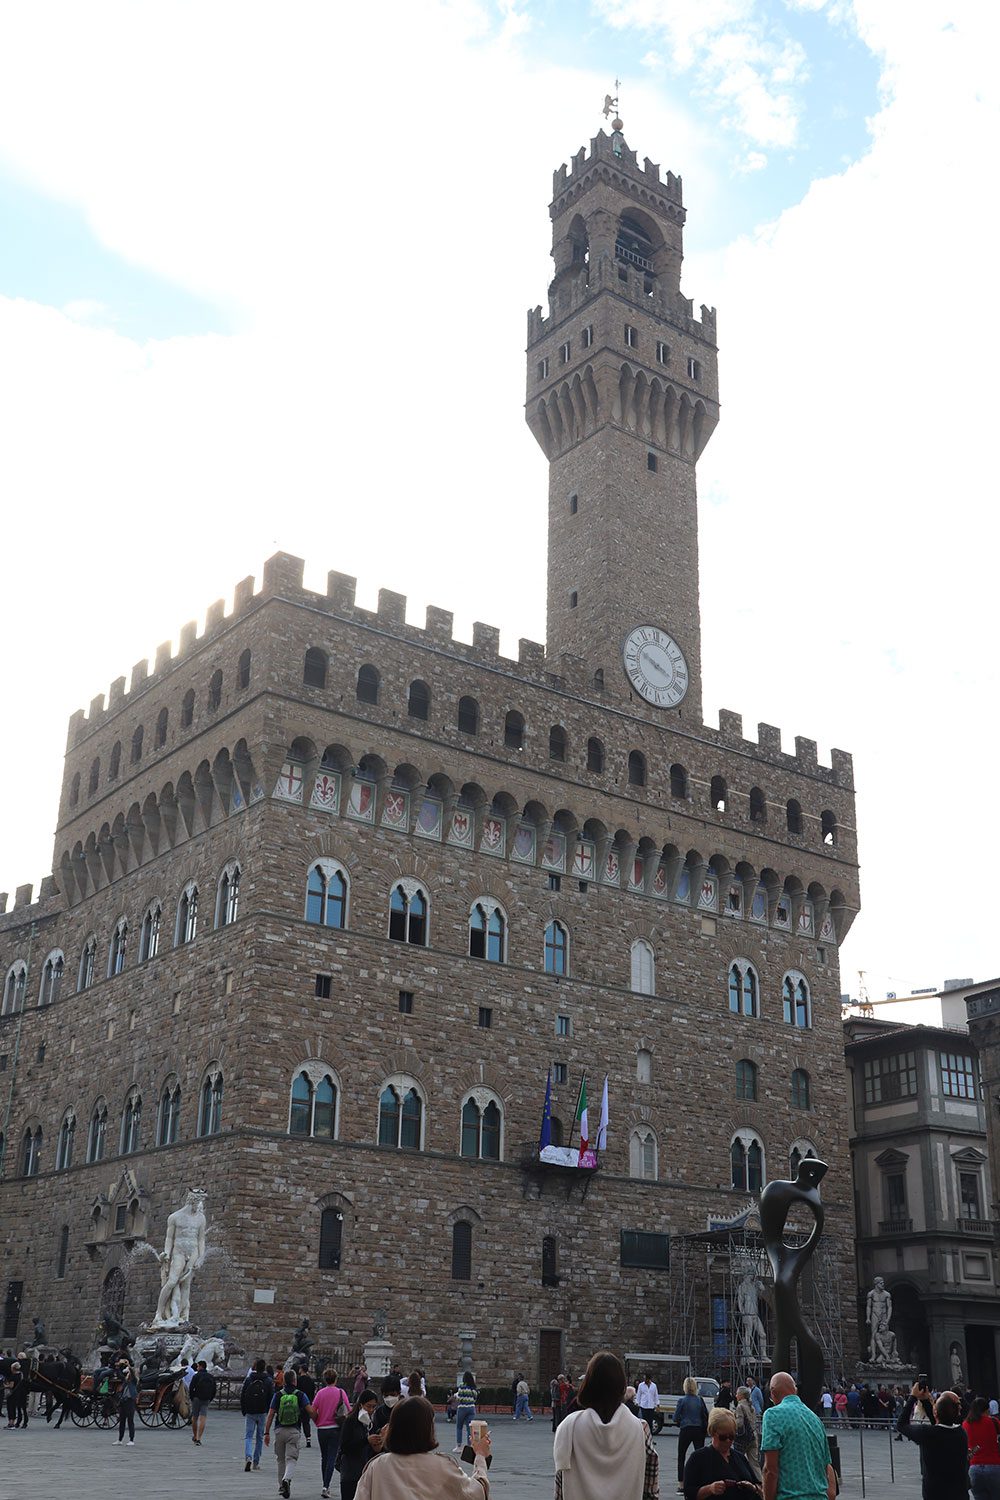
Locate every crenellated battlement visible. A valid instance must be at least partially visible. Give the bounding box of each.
[66,553,853,788]
[526,249,717,350]
[551,130,683,209]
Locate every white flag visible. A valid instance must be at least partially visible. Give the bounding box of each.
[596,1075,609,1152]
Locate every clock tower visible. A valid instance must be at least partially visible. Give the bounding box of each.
[526,119,719,724]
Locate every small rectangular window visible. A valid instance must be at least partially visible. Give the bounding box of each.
[553,1062,567,1085]
[687,357,702,381]
[538,357,549,380]
[399,990,414,1014]
[547,874,561,892]
[36,1043,45,1064]
[556,1014,571,1037]
[315,974,332,999]
[569,493,578,515]
[647,452,658,472]
[0,1055,7,1072]
[625,325,637,348]
[582,325,593,348]
[478,1006,492,1029]
[656,341,669,365]
[620,1229,670,1269]
[569,590,578,608]
[578,881,589,893]
[114,1204,128,1234]
[559,340,571,364]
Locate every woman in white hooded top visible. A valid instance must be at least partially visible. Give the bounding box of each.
[355,1395,490,1500]
[553,1351,658,1500]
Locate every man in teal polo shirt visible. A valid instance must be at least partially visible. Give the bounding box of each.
[761,1373,836,1500]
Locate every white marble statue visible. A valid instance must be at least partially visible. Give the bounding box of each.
[151,1188,208,1329]
[195,1335,228,1372]
[865,1276,899,1365]
[737,1271,768,1357]
[170,1332,203,1371]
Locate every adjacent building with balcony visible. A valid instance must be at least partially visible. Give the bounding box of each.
[846,1015,999,1391]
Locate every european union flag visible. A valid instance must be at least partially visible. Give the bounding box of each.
[538,1067,553,1152]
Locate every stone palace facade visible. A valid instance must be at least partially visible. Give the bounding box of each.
[0,121,860,1385]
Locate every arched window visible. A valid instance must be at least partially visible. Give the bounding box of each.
[2,962,27,1016]
[542,1235,558,1286]
[208,670,223,711]
[87,1099,108,1163]
[120,1088,142,1155]
[787,799,803,835]
[586,737,604,773]
[20,1126,42,1178]
[198,1068,223,1137]
[549,1116,564,1148]
[306,860,349,930]
[289,1067,338,1139]
[821,810,837,845]
[70,771,81,807]
[130,724,144,763]
[629,1125,658,1180]
[630,939,655,995]
[637,1048,653,1084]
[303,647,328,688]
[357,664,380,705]
[544,920,569,976]
[39,951,64,1006]
[789,1141,817,1175]
[457,695,479,735]
[88,757,101,795]
[451,1221,473,1281]
[155,707,169,748]
[504,711,525,750]
[157,1080,181,1146]
[56,1111,75,1170]
[407,680,430,720]
[56,1224,70,1279]
[216,863,241,927]
[749,786,766,823]
[549,725,567,762]
[181,689,195,728]
[388,883,428,946]
[378,1080,424,1150]
[782,973,811,1029]
[139,903,162,962]
[108,742,122,780]
[670,763,688,798]
[469,901,506,963]
[736,1059,758,1102]
[731,1131,765,1193]
[628,751,647,787]
[319,1206,343,1269]
[791,1069,811,1110]
[78,937,97,992]
[238,649,252,690]
[108,919,128,977]
[711,775,727,812]
[176,883,199,945]
[593,668,605,690]
[728,961,759,1018]
[460,1093,503,1160]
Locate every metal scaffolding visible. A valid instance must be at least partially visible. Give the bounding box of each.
[667,1204,846,1388]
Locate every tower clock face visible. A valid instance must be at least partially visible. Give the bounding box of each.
[622,625,689,708]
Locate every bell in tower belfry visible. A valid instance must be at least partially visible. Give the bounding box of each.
[526,123,719,725]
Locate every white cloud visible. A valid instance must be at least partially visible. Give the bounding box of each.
[593,0,808,149]
[0,0,997,1013]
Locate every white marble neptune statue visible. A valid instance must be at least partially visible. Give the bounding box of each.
[151,1188,208,1328]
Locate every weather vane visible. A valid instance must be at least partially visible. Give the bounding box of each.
[603,80,624,136]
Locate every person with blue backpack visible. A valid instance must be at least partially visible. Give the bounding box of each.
[264,1368,318,1498]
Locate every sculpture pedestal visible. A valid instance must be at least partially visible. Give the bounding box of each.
[364,1338,394,1380]
[854,1361,917,1383]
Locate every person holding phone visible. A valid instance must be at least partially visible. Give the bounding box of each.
[898,1380,969,1500]
[354,1395,490,1498]
[683,1407,763,1500]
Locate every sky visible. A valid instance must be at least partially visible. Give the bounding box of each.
[0,0,997,1016]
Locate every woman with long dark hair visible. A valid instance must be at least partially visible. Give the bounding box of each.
[553,1351,658,1500]
[355,1395,490,1498]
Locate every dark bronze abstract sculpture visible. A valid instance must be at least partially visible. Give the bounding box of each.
[759,1157,828,1411]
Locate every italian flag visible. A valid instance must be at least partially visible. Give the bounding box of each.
[575,1075,589,1163]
